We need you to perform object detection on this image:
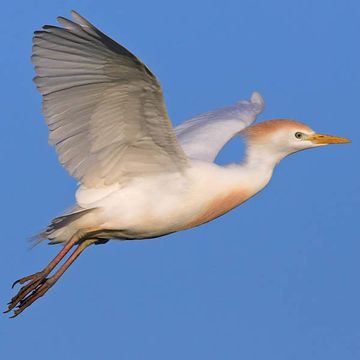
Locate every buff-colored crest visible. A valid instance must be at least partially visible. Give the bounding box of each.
[242,119,313,143]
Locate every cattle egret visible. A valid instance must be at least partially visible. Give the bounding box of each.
[5,11,350,317]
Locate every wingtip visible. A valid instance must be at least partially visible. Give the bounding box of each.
[70,10,92,28]
[250,91,264,106]
[70,10,83,21]
[250,91,265,113]
[70,10,79,17]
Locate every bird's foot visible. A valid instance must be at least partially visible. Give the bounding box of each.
[7,277,55,318]
[4,271,49,316]
[5,233,99,317]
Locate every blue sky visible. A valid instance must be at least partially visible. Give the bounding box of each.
[0,0,359,359]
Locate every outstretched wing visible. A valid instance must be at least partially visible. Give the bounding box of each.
[175,92,264,162]
[33,11,188,187]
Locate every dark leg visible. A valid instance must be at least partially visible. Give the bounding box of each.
[4,229,99,316]
[8,238,97,318]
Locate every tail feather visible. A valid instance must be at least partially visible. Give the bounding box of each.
[32,205,97,245]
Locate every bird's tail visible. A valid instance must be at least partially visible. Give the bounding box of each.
[31,205,97,246]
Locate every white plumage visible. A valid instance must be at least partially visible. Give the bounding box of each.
[5,11,350,317]
[175,91,264,162]
[34,12,188,188]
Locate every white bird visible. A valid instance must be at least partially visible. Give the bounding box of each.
[5,11,350,317]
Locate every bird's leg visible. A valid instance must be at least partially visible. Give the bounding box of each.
[4,233,82,314]
[14,238,78,286]
[8,238,97,318]
[4,229,99,316]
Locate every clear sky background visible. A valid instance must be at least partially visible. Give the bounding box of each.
[0,0,359,359]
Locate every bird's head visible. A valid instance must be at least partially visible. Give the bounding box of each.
[242,119,351,164]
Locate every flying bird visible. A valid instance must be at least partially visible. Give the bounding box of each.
[5,11,350,317]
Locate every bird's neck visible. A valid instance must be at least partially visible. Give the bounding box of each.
[231,143,287,192]
[243,143,286,170]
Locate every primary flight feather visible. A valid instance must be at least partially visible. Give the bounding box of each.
[5,11,350,317]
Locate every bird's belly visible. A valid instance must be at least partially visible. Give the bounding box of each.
[96,187,252,240]
[76,164,262,240]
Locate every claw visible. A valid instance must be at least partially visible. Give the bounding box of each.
[9,279,54,318]
[11,280,20,289]
[11,271,45,289]
[5,273,47,313]
[5,233,98,317]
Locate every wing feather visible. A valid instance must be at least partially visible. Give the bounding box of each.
[175,92,264,162]
[33,11,188,187]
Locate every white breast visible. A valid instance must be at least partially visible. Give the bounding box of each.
[74,161,272,239]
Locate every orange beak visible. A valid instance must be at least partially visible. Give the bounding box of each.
[307,133,351,145]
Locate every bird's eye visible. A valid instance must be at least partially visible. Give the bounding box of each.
[295,132,303,139]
